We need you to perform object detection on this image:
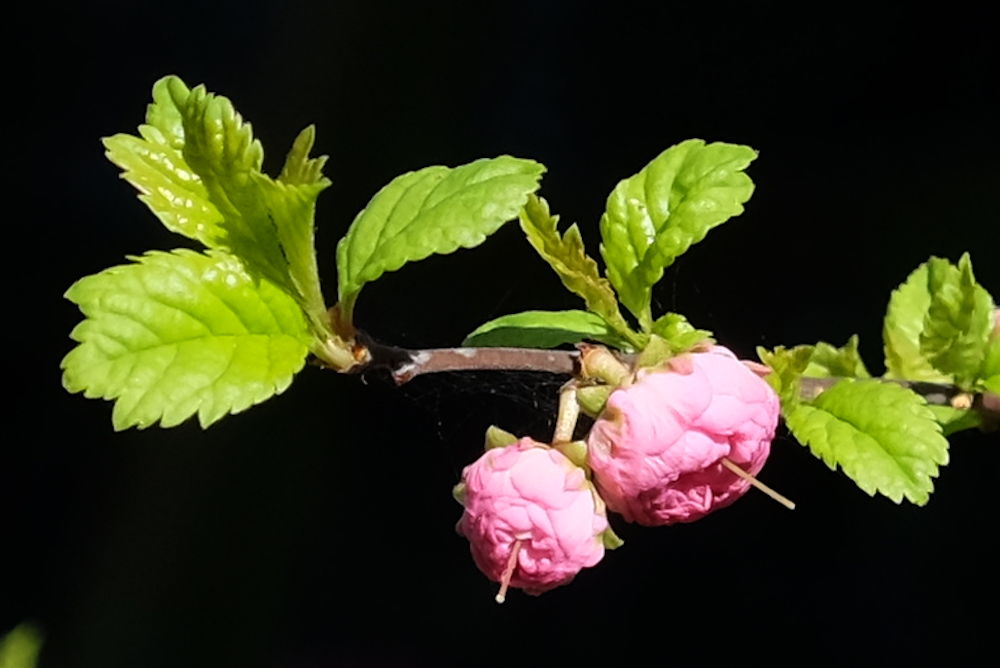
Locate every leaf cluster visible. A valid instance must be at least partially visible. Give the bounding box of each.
[758,254,997,505]
[64,76,543,429]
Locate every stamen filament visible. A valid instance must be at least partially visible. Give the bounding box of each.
[495,539,523,604]
[721,457,796,510]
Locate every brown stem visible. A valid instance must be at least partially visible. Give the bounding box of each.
[350,341,1000,425]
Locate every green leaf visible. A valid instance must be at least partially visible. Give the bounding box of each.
[883,255,994,385]
[103,76,225,247]
[161,78,336,340]
[756,345,813,410]
[927,404,982,436]
[463,310,630,349]
[517,194,642,349]
[921,254,994,386]
[254,174,332,336]
[0,623,42,668]
[883,262,948,382]
[336,156,545,324]
[62,250,312,430]
[599,140,756,326]
[803,335,871,378]
[784,379,948,505]
[650,312,713,353]
[982,335,1000,393]
[279,125,329,186]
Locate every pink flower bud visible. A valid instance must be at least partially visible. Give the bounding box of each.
[587,346,780,526]
[455,437,608,597]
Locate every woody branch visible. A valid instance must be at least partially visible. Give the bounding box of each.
[348,340,1000,427]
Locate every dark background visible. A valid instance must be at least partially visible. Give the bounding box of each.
[8,1,999,666]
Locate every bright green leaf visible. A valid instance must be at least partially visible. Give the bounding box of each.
[103,76,225,246]
[62,250,312,430]
[0,623,42,668]
[599,140,756,326]
[756,345,813,410]
[883,255,994,385]
[170,79,287,291]
[254,174,332,336]
[927,404,982,436]
[883,262,948,382]
[463,310,630,349]
[160,78,335,339]
[650,312,713,353]
[921,254,993,386]
[279,125,329,186]
[784,379,948,505]
[804,335,871,378]
[336,156,545,324]
[517,195,642,349]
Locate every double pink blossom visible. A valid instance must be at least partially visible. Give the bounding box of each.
[455,437,608,597]
[587,346,780,525]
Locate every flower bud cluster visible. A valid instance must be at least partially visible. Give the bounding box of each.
[454,345,781,600]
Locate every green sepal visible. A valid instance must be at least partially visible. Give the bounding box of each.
[784,379,948,505]
[634,334,675,370]
[518,194,644,350]
[599,140,756,327]
[650,313,714,354]
[554,440,588,469]
[577,384,614,417]
[452,482,467,506]
[485,425,518,450]
[601,526,624,550]
[336,156,545,328]
[62,249,312,430]
[463,310,631,349]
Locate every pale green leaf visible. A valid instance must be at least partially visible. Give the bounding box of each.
[169,79,287,290]
[463,310,629,349]
[927,404,982,436]
[921,253,993,386]
[756,345,813,410]
[803,335,871,378]
[883,262,948,381]
[784,379,948,505]
[254,174,332,336]
[517,194,642,348]
[336,156,544,324]
[163,78,334,338]
[279,125,329,186]
[883,255,993,385]
[103,76,225,246]
[650,312,713,353]
[980,323,1000,392]
[0,623,42,668]
[62,250,312,430]
[599,140,756,326]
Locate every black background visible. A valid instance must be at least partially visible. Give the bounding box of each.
[8,2,999,666]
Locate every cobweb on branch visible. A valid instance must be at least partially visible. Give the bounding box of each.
[363,368,579,476]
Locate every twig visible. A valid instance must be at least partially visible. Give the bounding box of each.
[351,341,1000,426]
